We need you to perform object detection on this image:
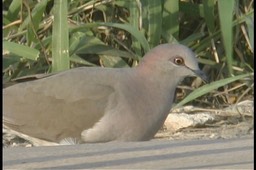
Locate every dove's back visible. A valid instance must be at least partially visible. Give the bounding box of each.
[3,67,124,142]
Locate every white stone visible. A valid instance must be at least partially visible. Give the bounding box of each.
[164,113,215,132]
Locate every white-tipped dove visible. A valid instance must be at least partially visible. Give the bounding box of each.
[3,44,207,146]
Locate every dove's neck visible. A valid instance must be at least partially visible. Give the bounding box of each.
[132,65,181,110]
[135,64,182,90]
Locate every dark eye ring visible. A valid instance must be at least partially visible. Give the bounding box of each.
[173,57,185,65]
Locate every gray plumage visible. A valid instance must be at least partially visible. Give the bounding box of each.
[3,44,207,145]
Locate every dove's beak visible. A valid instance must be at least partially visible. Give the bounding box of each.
[193,69,209,83]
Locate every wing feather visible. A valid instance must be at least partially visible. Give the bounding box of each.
[3,68,117,142]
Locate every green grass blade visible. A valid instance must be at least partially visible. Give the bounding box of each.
[245,15,254,53]
[52,0,70,72]
[203,0,215,33]
[6,0,21,22]
[180,1,203,18]
[128,0,142,57]
[174,73,253,108]
[218,0,235,76]
[19,0,48,31]
[3,41,40,60]
[162,0,179,40]
[96,22,150,53]
[70,54,97,66]
[70,22,150,53]
[147,0,162,48]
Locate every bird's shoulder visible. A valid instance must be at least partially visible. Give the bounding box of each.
[4,67,122,102]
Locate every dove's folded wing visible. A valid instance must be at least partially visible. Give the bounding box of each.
[3,68,117,142]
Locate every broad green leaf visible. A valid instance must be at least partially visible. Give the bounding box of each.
[3,41,40,60]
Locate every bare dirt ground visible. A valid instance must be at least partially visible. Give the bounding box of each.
[3,100,254,148]
[157,100,254,140]
[156,117,253,140]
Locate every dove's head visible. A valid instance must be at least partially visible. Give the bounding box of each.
[139,44,208,83]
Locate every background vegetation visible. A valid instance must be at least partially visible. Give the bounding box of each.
[3,0,254,108]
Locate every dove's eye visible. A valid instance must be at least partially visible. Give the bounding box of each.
[173,57,185,65]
